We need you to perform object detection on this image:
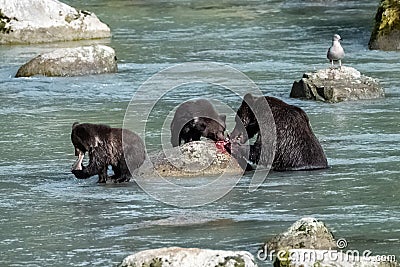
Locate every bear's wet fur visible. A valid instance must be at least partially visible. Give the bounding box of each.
[170,99,226,147]
[230,93,328,171]
[71,122,145,183]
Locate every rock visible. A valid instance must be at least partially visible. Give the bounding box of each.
[369,0,400,50]
[119,247,258,267]
[271,249,397,267]
[15,45,117,77]
[260,218,398,267]
[264,217,337,252]
[136,141,243,178]
[0,0,110,44]
[290,66,384,103]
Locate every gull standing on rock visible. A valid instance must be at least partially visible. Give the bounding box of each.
[327,34,345,68]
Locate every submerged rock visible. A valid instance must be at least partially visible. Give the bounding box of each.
[137,141,242,178]
[290,66,384,103]
[15,45,117,77]
[119,247,258,267]
[369,0,400,50]
[0,0,110,44]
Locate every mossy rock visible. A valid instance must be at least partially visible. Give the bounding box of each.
[369,0,400,50]
[264,217,337,252]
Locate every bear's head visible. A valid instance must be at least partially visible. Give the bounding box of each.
[193,114,226,142]
[230,93,260,143]
[71,122,91,156]
[71,122,105,156]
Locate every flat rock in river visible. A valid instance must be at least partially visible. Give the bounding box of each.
[15,45,117,77]
[290,66,384,103]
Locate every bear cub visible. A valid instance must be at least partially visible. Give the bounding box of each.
[230,93,328,171]
[71,122,145,183]
[170,99,227,147]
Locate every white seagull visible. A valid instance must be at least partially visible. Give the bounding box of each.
[327,34,345,68]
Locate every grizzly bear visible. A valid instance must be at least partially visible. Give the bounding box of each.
[71,122,145,183]
[230,93,328,171]
[170,99,227,147]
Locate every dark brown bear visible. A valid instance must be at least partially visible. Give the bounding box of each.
[71,122,145,183]
[170,99,226,147]
[230,93,328,171]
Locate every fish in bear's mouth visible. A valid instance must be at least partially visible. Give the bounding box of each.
[71,149,85,171]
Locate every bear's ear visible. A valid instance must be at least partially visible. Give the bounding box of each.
[72,122,80,129]
[243,93,255,105]
[219,114,226,123]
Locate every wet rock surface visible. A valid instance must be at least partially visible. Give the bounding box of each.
[137,140,242,178]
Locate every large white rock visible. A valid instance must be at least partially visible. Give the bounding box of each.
[15,44,117,77]
[119,247,258,267]
[290,66,384,103]
[0,0,110,44]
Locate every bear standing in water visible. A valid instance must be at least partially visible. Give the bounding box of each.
[71,122,145,183]
[170,99,227,147]
[230,93,328,171]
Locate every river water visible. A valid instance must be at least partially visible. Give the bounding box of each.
[0,0,399,266]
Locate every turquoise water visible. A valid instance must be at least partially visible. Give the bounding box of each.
[0,1,399,266]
